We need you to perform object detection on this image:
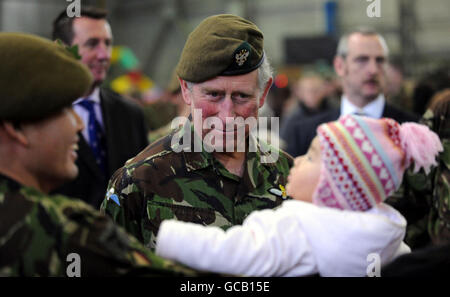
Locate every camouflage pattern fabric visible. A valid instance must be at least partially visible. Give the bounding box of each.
[101,124,294,249]
[422,100,450,245]
[0,174,198,276]
[386,98,450,249]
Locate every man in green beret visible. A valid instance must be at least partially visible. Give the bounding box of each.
[101,14,294,249]
[0,32,196,276]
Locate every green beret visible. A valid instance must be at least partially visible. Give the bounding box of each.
[0,32,92,122]
[176,14,264,83]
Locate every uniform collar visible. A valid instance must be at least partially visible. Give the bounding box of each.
[178,123,278,188]
[0,173,22,191]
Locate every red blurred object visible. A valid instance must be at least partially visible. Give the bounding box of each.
[275,73,289,88]
[127,71,142,84]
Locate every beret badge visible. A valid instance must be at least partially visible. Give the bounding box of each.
[233,41,251,68]
[235,49,249,66]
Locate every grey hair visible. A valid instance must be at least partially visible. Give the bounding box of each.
[257,53,273,91]
[185,52,273,92]
[336,27,389,58]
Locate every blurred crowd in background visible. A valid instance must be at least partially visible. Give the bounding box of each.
[2,0,447,147]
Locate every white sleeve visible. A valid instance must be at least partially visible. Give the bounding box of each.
[291,202,409,276]
[392,241,411,258]
[155,203,318,276]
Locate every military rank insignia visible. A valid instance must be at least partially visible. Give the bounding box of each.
[269,184,287,199]
[106,188,121,206]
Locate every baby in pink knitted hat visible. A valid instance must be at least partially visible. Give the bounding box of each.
[156,115,443,276]
[289,114,441,211]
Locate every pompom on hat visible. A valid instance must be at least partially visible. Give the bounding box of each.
[312,114,443,211]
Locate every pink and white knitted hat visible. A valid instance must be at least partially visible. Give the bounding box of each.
[312,114,443,211]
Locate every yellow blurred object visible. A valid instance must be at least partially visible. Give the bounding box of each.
[111,74,131,94]
[111,46,122,64]
[138,76,153,91]
[111,72,155,95]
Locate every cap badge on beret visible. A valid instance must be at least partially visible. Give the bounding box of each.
[233,41,251,67]
[236,49,249,66]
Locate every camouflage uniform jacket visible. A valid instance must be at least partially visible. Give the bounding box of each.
[386,102,449,248]
[0,174,197,276]
[422,104,450,245]
[101,125,294,249]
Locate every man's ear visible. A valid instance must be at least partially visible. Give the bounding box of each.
[333,55,346,77]
[1,122,29,146]
[179,78,192,106]
[259,77,273,108]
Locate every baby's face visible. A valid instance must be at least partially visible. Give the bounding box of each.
[286,137,322,202]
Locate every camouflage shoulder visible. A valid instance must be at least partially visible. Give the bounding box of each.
[0,186,71,275]
[121,128,186,174]
[278,147,294,167]
[101,131,187,237]
[126,131,175,165]
[28,190,199,276]
[256,136,294,169]
[104,131,181,197]
[21,187,100,225]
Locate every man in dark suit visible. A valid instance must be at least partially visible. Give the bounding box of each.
[51,7,148,208]
[283,28,418,157]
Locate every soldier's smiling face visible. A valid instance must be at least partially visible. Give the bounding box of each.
[21,108,84,192]
[180,70,270,152]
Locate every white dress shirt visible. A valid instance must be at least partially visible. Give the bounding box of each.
[340,94,385,119]
[73,87,105,145]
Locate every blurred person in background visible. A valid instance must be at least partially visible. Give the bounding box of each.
[385,59,413,112]
[411,66,450,116]
[147,71,191,143]
[280,74,337,149]
[284,28,419,158]
[51,6,149,209]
